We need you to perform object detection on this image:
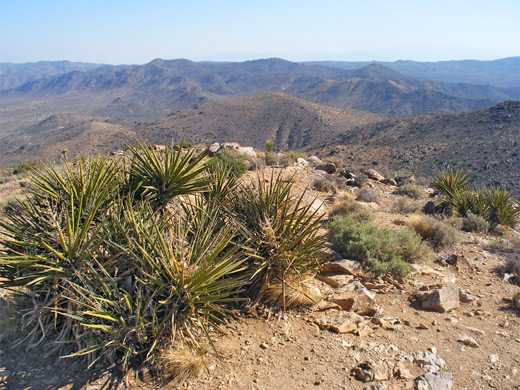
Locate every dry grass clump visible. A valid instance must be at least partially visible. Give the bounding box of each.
[330,192,373,222]
[313,175,337,193]
[395,196,422,214]
[155,345,207,383]
[407,214,460,249]
[260,276,321,309]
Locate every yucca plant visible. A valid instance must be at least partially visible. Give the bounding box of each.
[0,157,121,351]
[432,167,472,214]
[57,199,249,371]
[232,171,327,308]
[204,158,240,207]
[125,140,210,211]
[484,187,520,227]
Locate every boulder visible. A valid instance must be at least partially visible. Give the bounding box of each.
[320,259,364,276]
[328,281,381,316]
[307,155,323,166]
[316,163,336,174]
[420,284,460,313]
[416,372,453,390]
[295,157,309,167]
[208,142,220,155]
[237,146,257,158]
[364,168,385,182]
[381,178,398,186]
[302,194,323,213]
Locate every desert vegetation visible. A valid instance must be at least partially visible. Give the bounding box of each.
[0,142,328,380]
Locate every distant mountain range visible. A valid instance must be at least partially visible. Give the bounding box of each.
[1,58,518,125]
[303,57,520,88]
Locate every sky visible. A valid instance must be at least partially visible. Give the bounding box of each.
[1,0,519,64]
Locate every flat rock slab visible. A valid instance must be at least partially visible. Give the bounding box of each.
[319,259,364,276]
[314,310,369,334]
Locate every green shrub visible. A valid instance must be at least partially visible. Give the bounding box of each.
[396,183,424,199]
[328,216,430,277]
[264,152,279,166]
[207,150,249,178]
[463,213,489,233]
[126,140,210,212]
[265,139,274,153]
[0,157,247,375]
[432,167,471,200]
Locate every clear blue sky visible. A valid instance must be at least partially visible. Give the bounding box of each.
[1,0,519,64]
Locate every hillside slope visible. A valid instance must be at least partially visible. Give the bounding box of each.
[312,100,520,196]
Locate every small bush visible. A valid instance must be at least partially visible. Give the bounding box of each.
[407,214,460,249]
[207,150,249,178]
[356,188,379,203]
[512,291,520,310]
[265,139,274,153]
[265,152,279,166]
[313,175,337,193]
[329,216,430,277]
[330,192,372,222]
[396,196,422,214]
[396,183,424,199]
[463,213,489,233]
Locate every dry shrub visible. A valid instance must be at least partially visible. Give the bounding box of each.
[155,345,207,383]
[356,188,379,203]
[463,213,489,233]
[313,175,337,193]
[513,291,520,309]
[506,253,520,275]
[260,276,321,309]
[407,214,460,249]
[396,196,422,214]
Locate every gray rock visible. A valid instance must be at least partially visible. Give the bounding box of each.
[412,351,446,372]
[421,284,460,313]
[458,288,476,302]
[363,168,385,182]
[416,372,453,390]
[208,142,220,154]
[457,334,479,348]
[296,157,308,167]
[307,155,323,166]
[316,162,336,174]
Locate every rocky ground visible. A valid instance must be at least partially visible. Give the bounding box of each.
[0,156,519,390]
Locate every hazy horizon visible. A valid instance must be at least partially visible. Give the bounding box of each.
[1,0,519,65]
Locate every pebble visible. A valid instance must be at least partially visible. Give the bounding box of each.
[489,354,499,363]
